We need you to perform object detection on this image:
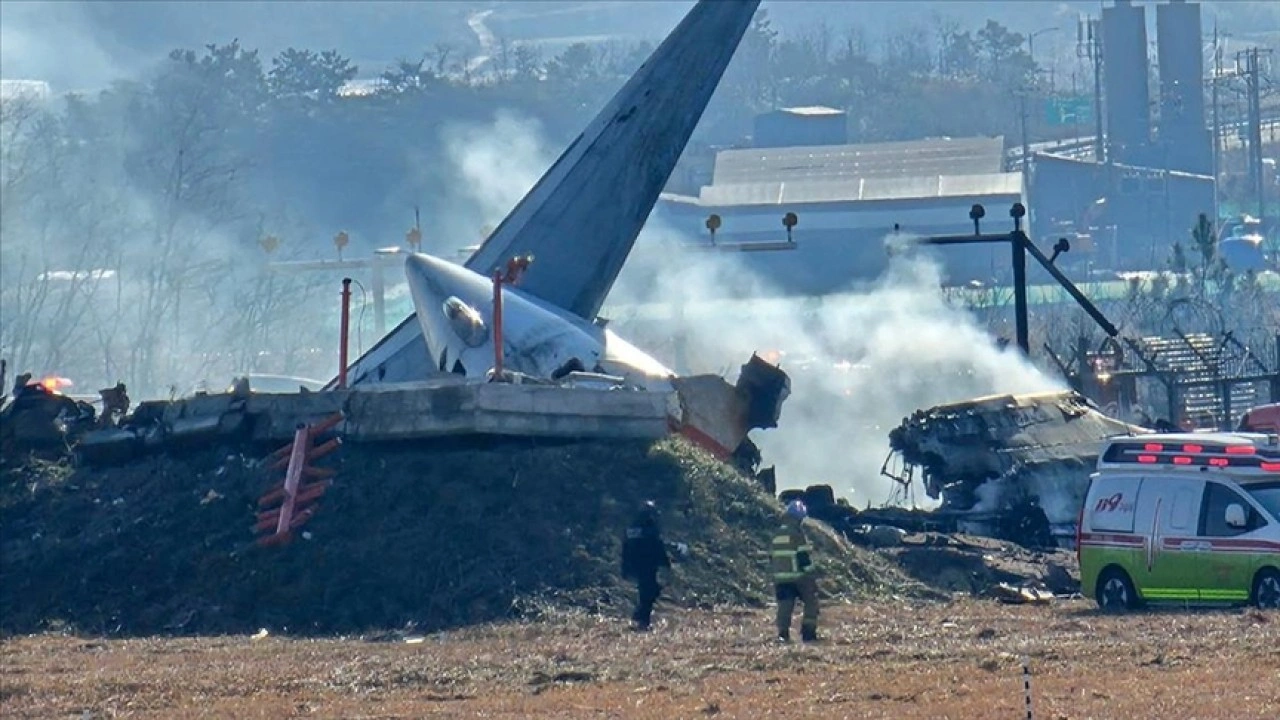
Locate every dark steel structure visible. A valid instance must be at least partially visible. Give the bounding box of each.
[910,203,1124,357]
[1054,333,1280,431]
[1102,0,1152,165]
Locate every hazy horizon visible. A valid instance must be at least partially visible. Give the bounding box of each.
[3,1,1277,94]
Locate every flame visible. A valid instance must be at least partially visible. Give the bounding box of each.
[36,376,74,395]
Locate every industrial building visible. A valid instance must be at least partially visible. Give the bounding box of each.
[1100,0,1154,168]
[1028,0,1219,264]
[656,134,1025,293]
[658,1,1240,295]
[752,106,849,148]
[1031,155,1215,272]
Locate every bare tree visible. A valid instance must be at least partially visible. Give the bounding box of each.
[0,92,124,382]
[110,41,265,394]
[432,43,454,78]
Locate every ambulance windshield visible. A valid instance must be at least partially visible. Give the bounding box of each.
[1245,482,1280,522]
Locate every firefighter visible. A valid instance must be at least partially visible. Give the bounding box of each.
[97,382,130,429]
[621,500,671,631]
[771,499,820,643]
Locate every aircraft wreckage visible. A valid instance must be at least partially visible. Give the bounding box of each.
[327,0,781,460]
[2,0,786,465]
[883,390,1150,546]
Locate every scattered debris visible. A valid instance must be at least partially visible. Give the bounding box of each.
[880,533,1080,596]
[992,583,1055,605]
[884,390,1149,545]
[0,375,98,457]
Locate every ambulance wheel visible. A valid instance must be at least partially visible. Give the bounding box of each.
[1252,569,1280,609]
[1096,567,1139,612]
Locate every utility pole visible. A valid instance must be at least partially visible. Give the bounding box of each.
[1077,16,1105,163]
[912,204,1031,354]
[912,203,1138,363]
[1022,27,1058,216]
[1020,94,1031,177]
[1028,26,1060,82]
[1020,93,1033,217]
[1211,24,1222,225]
[1238,47,1272,221]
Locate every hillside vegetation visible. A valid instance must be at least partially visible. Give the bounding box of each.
[0,437,911,636]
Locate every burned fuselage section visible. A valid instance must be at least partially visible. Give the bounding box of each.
[887,390,1149,544]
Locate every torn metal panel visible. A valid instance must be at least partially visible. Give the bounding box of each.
[671,356,791,460]
[886,390,1150,542]
[0,379,97,454]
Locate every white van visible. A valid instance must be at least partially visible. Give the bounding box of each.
[1078,432,1280,610]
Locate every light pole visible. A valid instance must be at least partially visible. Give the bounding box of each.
[1023,26,1059,227]
[1076,16,1105,163]
[1028,26,1060,89]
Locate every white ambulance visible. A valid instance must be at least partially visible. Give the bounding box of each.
[1078,432,1280,610]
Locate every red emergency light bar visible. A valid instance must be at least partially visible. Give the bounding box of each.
[1105,441,1280,473]
[1136,441,1260,455]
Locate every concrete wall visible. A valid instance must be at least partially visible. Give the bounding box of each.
[138,380,673,448]
[344,383,671,441]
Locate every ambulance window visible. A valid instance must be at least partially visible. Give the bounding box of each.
[1199,482,1263,537]
[1168,490,1196,532]
[1244,483,1280,523]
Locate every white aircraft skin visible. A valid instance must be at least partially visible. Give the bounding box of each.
[405,253,675,388]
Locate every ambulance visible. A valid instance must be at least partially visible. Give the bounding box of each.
[1078,432,1280,610]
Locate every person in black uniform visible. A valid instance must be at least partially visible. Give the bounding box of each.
[621,500,671,631]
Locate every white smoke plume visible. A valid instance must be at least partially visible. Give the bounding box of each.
[441,112,1064,507]
[609,229,1064,507]
[436,111,552,252]
[0,2,136,92]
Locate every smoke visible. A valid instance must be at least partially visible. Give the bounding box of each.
[436,111,554,253]
[0,2,138,92]
[437,112,1063,507]
[0,58,338,400]
[609,228,1064,507]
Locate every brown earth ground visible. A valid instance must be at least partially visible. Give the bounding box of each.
[3,597,1277,720]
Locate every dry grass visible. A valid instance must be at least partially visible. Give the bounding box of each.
[3,597,1277,720]
[1,438,914,637]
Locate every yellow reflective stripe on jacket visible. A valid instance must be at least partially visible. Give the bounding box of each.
[770,530,812,582]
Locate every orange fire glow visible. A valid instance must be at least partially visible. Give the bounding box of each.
[759,350,783,365]
[36,376,73,395]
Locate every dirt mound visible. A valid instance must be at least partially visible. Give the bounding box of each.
[0,437,913,636]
